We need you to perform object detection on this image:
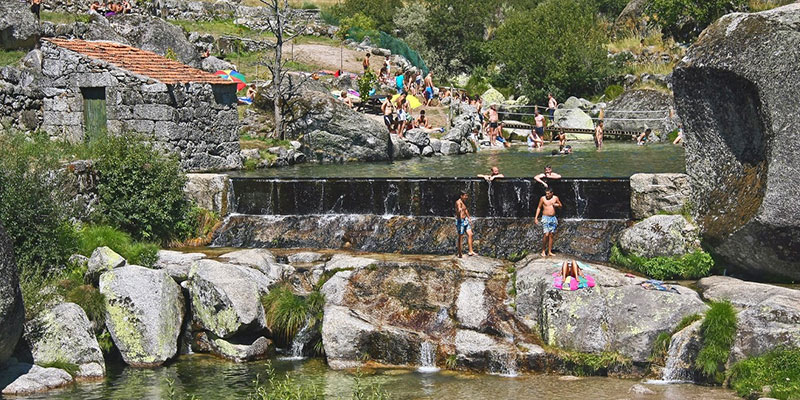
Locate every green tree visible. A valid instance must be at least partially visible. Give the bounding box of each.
[493,0,614,101]
[646,0,748,42]
[333,0,403,33]
[421,0,494,77]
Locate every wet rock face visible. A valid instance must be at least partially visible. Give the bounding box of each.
[514,257,708,363]
[99,266,185,367]
[1,364,73,395]
[672,4,800,281]
[697,276,800,364]
[662,320,703,382]
[22,303,106,379]
[0,223,24,366]
[320,256,543,372]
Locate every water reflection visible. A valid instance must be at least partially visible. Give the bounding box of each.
[24,355,736,400]
[232,142,685,179]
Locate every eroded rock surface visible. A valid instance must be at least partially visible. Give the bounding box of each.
[673,3,800,281]
[0,223,24,365]
[618,215,700,258]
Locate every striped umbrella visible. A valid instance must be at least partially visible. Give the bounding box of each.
[214,70,247,91]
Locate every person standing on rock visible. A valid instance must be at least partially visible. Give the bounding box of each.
[424,72,435,106]
[547,93,558,122]
[455,191,476,258]
[534,187,562,257]
[363,53,371,72]
[534,108,546,140]
[30,0,42,20]
[486,104,501,146]
[594,120,604,149]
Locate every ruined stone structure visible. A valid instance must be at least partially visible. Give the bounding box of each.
[39,38,242,171]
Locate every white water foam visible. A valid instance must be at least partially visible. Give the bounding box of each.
[417,341,440,373]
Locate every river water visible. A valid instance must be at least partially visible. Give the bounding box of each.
[232,142,684,178]
[23,355,736,400]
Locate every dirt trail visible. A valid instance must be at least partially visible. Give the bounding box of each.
[285,44,388,74]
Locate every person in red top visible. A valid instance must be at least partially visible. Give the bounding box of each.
[30,0,42,20]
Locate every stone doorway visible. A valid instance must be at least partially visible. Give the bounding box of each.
[81,87,107,142]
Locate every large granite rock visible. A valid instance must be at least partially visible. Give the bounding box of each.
[662,320,703,382]
[153,250,206,282]
[515,257,708,363]
[605,89,679,136]
[320,255,543,372]
[0,363,73,395]
[630,173,692,219]
[86,246,126,284]
[618,215,700,258]
[0,1,39,50]
[261,90,391,163]
[23,303,105,378]
[552,107,593,131]
[186,260,267,339]
[0,223,24,366]
[184,173,230,216]
[218,248,293,286]
[192,332,273,362]
[672,4,800,281]
[616,0,648,26]
[99,266,185,367]
[697,276,800,364]
[109,14,200,67]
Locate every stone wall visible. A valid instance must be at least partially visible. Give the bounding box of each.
[39,40,242,172]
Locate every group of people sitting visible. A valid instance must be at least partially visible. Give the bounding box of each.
[381,93,441,138]
[89,0,132,16]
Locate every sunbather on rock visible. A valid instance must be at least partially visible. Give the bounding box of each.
[560,259,584,283]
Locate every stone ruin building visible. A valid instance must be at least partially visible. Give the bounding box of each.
[39,38,241,171]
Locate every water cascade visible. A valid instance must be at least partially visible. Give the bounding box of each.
[418,341,439,373]
[283,319,315,360]
[489,352,519,378]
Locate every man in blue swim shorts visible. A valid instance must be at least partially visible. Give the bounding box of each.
[455,191,476,257]
[535,187,562,257]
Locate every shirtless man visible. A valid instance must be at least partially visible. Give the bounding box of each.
[534,187,562,257]
[486,104,500,146]
[423,72,434,106]
[478,166,504,182]
[557,127,566,147]
[362,53,371,72]
[595,120,604,149]
[534,165,562,188]
[547,93,558,122]
[534,108,545,140]
[415,110,431,129]
[381,98,395,133]
[455,192,476,257]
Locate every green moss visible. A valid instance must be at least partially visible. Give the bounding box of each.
[555,349,632,376]
[610,244,713,280]
[191,291,241,337]
[0,50,25,67]
[728,348,800,399]
[39,360,80,377]
[105,299,150,362]
[696,301,737,384]
[507,250,528,263]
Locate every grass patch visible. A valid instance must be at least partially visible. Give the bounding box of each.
[284,60,317,72]
[41,11,90,24]
[507,250,528,263]
[0,50,26,67]
[172,19,270,40]
[696,301,737,384]
[748,0,795,11]
[240,135,293,149]
[728,348,800,400]
[627,61,676,76]
[39,360,80,377]
[631,81,673,94]
[76,225,158,267]
[261,285,325,354]
[555,349,632,376]
[609,244,713,280]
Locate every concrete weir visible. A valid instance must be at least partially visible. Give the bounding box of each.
[210,177,632,260]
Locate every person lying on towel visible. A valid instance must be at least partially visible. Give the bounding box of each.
[560,259,584,283]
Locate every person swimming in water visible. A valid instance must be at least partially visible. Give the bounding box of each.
[478,166,505,181]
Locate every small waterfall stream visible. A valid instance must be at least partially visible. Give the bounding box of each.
[282,319,314,360]
[418,341,439,373]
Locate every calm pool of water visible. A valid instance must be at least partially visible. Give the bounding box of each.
[24,355,735,400]
[233,142,685,179]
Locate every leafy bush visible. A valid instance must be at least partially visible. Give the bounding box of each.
[420,0,493,77]
[557,350,632,376]
[646,0,748,42]
[610,244,713,280]
[604,84,625,101]
[77,225,158,267]
[332,0,403,33]
[261,285,325,351]
[0,132,78,277]
[696,301,737,384]
[357,69,377,103]
[728,348,800,400]
[92,134,193,244]
[493,0,615,102]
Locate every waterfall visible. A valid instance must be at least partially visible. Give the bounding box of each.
[418,341,439,373]
[660,332,694,382]
[282,319,314,360]
[489,352,518,378]
[571,180,588,218]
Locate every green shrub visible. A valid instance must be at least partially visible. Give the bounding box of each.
[0,132,78,277]
[604,84,625,100]
[696,301,737,384]
[92,134,193,244]
[77,225,158,267]
[300,2,318,10]
[332,0,403,33]
[646,0,748,42]
[728,348,800,400]
[357,69,378,103]
[64,284,106,325]
[610,244,713,280]
[39,360,80,377]
[557,350,632,376]
[261,285,325,350]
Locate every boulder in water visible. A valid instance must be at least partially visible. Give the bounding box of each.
[618,215,701,258]
[0,223,24,366]
[99,265,184,367]
[0,363,73,395]
[186,260,267,339]
[22,303,105,378]
[514,257,708,363]
[661,320,702,382]
[672,3,800,281]
[192,332,273,362]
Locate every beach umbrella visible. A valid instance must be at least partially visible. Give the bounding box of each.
[390,93,423,109]
[214,70,247,91]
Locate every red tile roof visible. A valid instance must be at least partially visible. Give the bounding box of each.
[44,38,235,86]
